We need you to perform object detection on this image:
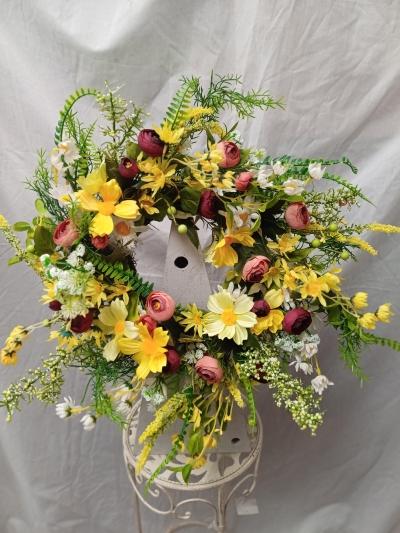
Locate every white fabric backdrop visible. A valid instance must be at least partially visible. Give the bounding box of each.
[1,1,400,531]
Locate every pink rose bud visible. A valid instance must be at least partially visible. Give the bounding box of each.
[145,291,176,322]
[137,314,158,335]
[242,255,271,283]
[195,355,224,384]
[91,235,109,250]
[235,171,253,192]
[163,346,181,373]
[282,308,312,335]
[49,300,62,311]
[216,141,241,168]
[284,202,310,230]
[251,299,270,317]
[70,311,93,334]
[137,129,165,157]
[198,189,220,219]
[118,157,139,178]
[53,219,79,248]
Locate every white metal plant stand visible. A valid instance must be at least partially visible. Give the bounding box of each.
[123,401,263,532]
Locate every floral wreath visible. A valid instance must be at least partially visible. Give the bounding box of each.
[1,74,399,485]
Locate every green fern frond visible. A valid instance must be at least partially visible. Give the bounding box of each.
[164,80,194,128]
[85,249,153,298]
[363,333,400,352]
[323,173,373,205]
[54,88,100,145]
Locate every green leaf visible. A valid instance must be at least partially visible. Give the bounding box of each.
[187,431,203,455]
[180,187,201,215]
[13,222,31,232]
[186,224,200,249]
[33,226,55,255]
[126,142,140,159]
[182,464,193,484]
[8,256,21,266]
[164,80,193,128]
[35,198,47,216]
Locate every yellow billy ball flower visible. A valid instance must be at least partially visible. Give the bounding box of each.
[376,303,393,323]
[358,312,378,330]
[352,292,368,310]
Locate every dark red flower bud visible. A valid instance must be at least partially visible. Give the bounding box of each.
[163,346,181,373]
[198,189,220,219]
[137,129,165,157]
[251,299,270,317]
[49,300,62,311]
[70,311,93,334]
[137,314,158,335]
[118,157,139,178]
[282,308,312,335]
[91,235,109,250]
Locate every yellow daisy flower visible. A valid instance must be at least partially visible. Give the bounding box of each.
[207,220,255,268]
[154,123,185,144]
[358,312,378,330]
[139,158,177,196]
[298,270,330,306]
[85,279,107,308]
[98,299,139,361]
[179,303,205,337]
[252,309,284,335]
[118,323,169,380]
[139,193,159,215]
[268,233,300,255]
[204,289,257,345]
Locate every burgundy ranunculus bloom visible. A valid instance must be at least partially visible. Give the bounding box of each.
[163,346,181,373]
[137,314,158,335]
[137,129,165,157]
[49,300,62,311]
[53,219,79,248]
[118,157,139,178]
[198,189,220,219]
[91,235,109,250]
[70,311,93,334]
[216,141,241,168]
[282,308,312,335]
[251,299,270,317]
[235,171,253,192]
[284,202,310,230]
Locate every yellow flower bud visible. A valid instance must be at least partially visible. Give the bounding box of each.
[352,292,368,310]
[358,312,378,330]
[376,303,393,323]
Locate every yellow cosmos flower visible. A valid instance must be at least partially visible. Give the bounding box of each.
[298,270,330,306]
[268,233,300,255]
[358,312,378,330]
[322,270,341,292]
[179,303,205,337]
[212,170,235,191]
[139,158,177,196]
[78,167,139,236]
[352,292,368,310]
[139,193,159,215]
[253,309,284,335]
[118,323,169,380]
[376,303,393,323]
[98,299,138,361]
[207,220,255,268]
[154,123,184,144]
[204,289,257,345]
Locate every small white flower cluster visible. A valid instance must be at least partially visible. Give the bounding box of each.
[183,342,207,364]
[228,130,244,145]
[230,204,260,229]
[141,382,166,407]
[311,375,334,395]
[257,160,287,189]
[275,332,320,376]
